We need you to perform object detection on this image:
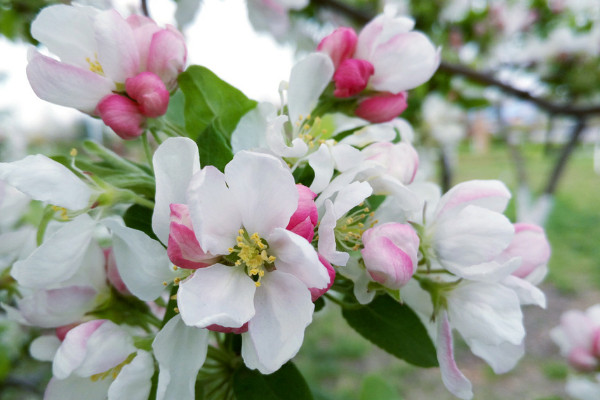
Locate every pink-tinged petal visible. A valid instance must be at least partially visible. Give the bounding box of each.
[52,319,106,379]
[44,375,112,400]
[18,286,97,328]
[105,221,175,302]
[206,323,249,334]
[333,58,374,98]
[309,255,336,301]
[355,15,415,61]
[26,50,114,114]
[287,217,315,242]
[105,248,129,295]
[126,72,170,117]
[152,137,200,244]
[367,32,440,93]
[288,53,334,125]
[108,350,153,400]
[269,228,330,290]
[434,179,511,220]
[317,27,358,69]
[361,223,419,289]
[56,324,79,342]
[225,151,297,237]
[177,264,256,328]
[436,311,473,400]
[93,9,139,83]
[0,154,92,210]
[317,200,350,266]
[355,92,408,123]
[498,223,551,279]
[560,310,595,351]
[71,321,135,378]
[30,4,98,69]
[568,347,598,371]
[241,271,314,374]
[187,166,241,255]
[96,94,146,140]
[467,340,525,374]
[152,315,209,400]
[11,215,96,288]
[126,15,161,72]
[147,28,187,91]
[363,141,419,184]
[168,203,218,269]
[434,205,514,267]
[287,184,318,232]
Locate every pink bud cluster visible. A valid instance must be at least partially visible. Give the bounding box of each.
[552,305,600,372]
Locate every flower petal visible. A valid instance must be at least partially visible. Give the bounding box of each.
[11,215,96,288]
[288,53,334,125]
[241,271,314,374]
[105,220,175,301]
[147,28,187,90]
[231,102,276,154]
[44,376,112,400]
[152,137,200,245]
[268,228,329,289]
[434,180,511,220]
[153,315,209,400]
[187,166,241,255]
[27,50,114,114]
[317,200,349,266]
[467,339,524,374]
[0,154,92,210]
[178,264,256,328]
[225,151,297,237]
[168,204,218,269]
[437,311,473,400]
[94,9,139,83]
[502,275,546,308]
[308,144,335,194]
[30,335,61,362]
[108,350,154,400]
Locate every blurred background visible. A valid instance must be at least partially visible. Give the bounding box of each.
[1,0,599,398]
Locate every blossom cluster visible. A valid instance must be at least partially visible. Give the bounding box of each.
[0,4,551,400]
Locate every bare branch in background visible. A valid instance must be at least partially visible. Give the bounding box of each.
[141,0,150,17]
[544,118,587,195]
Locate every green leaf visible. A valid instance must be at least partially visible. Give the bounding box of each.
[233,361,313,400]
[359,375,401,400]
[342,295,438,368]
[123,204,159,242]
[195,122,234,171]
[178,65,257,140]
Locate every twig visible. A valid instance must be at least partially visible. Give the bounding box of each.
[544,118,587,195]
[141,0,150,17]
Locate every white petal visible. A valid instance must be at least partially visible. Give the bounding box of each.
[231,102,276,153]
[339,257,376,305]
[288,53,334,125]
[308,144,335,194]
[30,335,61,361]
[331,143,363,172]
[108,350,154,400]
[444,258,521,283]
[94,9,139,83]
[44,376,112,400]
[105,221,175,301]
[178,264,256,328]
[502,275,546,308]
[241,271,314,374]
[341,123,396,147]
[0,154,92,210]
[153,315,209,400]
[152,137,200,244]
[268,228,329,289]
[0,227,36,270]
[225,151,297,237]
[565,375,600,400]
[187,166,240,255]
[448,282,524,347]
[266,116,308,158]
[366,175,420,211]
[332,181,372,217]
[27,50,115,114]
[31,4,98,68]
[317,200,349,266]
[434,205,514,268]
[437,311,473,399]
[467,339,524,374]
[12,215,96,288]
[434,180,511,220]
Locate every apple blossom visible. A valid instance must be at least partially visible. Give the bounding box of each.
[26,4,186,139]
[551,305,600,372]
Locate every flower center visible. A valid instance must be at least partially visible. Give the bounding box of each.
[86,53,105,76]
[227,229,276,287]
[335,205,376,251]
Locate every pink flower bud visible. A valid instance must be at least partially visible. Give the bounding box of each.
[168,203,219,269]
[568,347,598,371]
[104,248,130,295]
[55,323,80,342]
[363,142,419,185]
[125,71,170,117]
[361,223,419,289]
[96,94,146,140]
[498,223,551,279]
[286,184,318,242]
[355,92,408,123]
[317,27,358,69]
[309,255,336,302]
[147,27,187,91]
[333,59,374,98]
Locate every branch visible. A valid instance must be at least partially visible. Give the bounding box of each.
[311,0,600,117]
[141,0,150,17]
[544,118,587,195]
